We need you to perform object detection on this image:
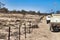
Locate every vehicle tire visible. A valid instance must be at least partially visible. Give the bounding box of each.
[54,27,59,32]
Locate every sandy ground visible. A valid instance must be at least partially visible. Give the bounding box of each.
[21,16,60,40]
[25,16,60,40]
[0,14,60,40]
[39,17,60,40]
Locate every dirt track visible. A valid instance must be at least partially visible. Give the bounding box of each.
[39,17,60,40]
[51,32,60,40]
[28,16,60,40]
[23,17,52,40]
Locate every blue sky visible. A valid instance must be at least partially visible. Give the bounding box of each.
[0,0,60,13]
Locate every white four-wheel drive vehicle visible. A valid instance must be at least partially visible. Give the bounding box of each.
[50,14,60,32]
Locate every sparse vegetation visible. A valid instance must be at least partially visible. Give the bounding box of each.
[0,7,45,15]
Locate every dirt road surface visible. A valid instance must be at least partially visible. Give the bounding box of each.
[40,17,60,40]
[51,32,60,40]
[24,16,60,40]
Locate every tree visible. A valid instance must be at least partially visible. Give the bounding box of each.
[17,11,21,13]
[0,7,8,13]
[21,10,27,14]
[37,11,40,15]
[28,11,36,15]
[56,11,60,14]
[12,10,17,13]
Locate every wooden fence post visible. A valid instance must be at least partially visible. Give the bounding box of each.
[8,27,10,40]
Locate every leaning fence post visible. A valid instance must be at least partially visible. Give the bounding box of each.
[24,23,27,38]
[19,24,21,40]
[8,27,10,40]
